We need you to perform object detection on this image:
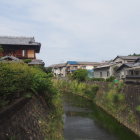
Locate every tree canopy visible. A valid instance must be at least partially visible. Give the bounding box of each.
[72,69,88,81]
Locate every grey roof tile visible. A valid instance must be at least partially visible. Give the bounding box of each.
[0,36,40,46]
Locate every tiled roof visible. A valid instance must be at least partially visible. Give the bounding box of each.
[0,56,22,62]
[116,63,134,71]
[48,63,66,68]
[0,36,40,46]
[67,61,100,65]
[94,63,115,69]
[77,62,100,65]
[114,56,139,61]
[28,59,45,65]
[67,61,78,65]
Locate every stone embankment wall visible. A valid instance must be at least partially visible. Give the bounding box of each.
[93,82,140,137]
[0,95,49,140]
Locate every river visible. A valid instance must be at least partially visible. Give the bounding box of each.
[63,94,140,140]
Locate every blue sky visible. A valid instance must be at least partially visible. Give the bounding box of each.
[0,0,140,66]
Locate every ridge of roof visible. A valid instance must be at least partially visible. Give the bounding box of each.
[0,36,40,46]
[113,55,139,61]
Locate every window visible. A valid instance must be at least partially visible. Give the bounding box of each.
[22,50,25,57]
[22,50,27,57]
[107,71,110,77]
[135,71,139,76]
[100,72,102,78]
[130,70,134,76]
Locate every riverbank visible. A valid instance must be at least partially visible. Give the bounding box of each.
[63,93,140,140]
[54,79,140,138]
[0,63,64,140]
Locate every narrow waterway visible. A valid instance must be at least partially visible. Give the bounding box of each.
[63,94,140,140]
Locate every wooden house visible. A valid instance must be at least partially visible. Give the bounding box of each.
[0,36,41,59]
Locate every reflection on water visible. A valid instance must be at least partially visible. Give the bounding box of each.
[64,94,140,140]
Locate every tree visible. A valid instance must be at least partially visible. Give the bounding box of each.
[129,53,140,56]
[46,67,52,73]
[72,69,88,82]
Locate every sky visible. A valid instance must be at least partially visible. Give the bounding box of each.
[0,0,140,66]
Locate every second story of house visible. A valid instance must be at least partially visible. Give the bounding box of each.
[113,56,139,65]
[66,61,100,73]
[49,61,101,77]
[0,36,41,59]
[50,63,66,77]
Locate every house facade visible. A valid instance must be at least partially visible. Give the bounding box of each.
[116,63,133,80]
[65,61,99,74]
[94,63,115,79]
[94,56,140,80]
[50,61,100,77]
[116,58,140,81]
[125,58,140,83]
[51,63,66,77]
[0,36,41,59]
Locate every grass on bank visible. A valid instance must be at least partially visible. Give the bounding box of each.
[54,79,138,126]
[0,62,64,140]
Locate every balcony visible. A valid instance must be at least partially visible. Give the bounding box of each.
[126,75,140,79]
[125,75,140,84]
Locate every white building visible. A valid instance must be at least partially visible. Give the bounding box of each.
[50,61,101,77]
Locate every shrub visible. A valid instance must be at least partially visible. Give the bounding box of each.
[91,84,99,93]
[23,59,32,63]
[106,89,125,104]
[72,69,88,82]
[0,62,53,108]
[136,105,140,112]
[106,76,115,82]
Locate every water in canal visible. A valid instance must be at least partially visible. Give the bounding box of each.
[63,94,140,140]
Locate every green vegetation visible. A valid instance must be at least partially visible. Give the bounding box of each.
[23,59,32,63]
[136,105,140,112]
[0,62,52,108]
[39,92,64,140]
[54,79,99,100]
[0,62,64,139]
[55,79,138,131]
[46,67,52,74]
[71,69,88,82]
[45,67,54,77]
[129,53,140,56]
[65,94,140,140]
[106,76,115,82]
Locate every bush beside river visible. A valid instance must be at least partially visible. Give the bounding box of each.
[0,62,64,140]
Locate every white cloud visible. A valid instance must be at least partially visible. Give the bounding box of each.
[0,0,140,65]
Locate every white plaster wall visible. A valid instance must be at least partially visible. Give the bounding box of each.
[86,65,94,70]
[94,68,110,79]
[61,67,66,77]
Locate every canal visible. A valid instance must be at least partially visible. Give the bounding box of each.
[63,94,140,140]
